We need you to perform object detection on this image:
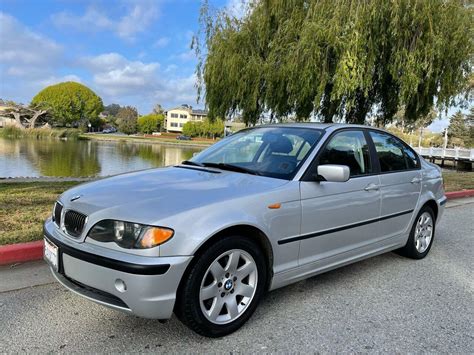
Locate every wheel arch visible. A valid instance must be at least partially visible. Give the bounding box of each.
[178,224,274,294]
[421,199,438,220]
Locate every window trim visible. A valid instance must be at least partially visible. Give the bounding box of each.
[301,128,378,181]
[366,129,421,175]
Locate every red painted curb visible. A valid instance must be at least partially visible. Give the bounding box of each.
[0,240,44,266]
[445,189,474,200]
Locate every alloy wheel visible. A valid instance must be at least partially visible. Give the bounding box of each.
[199,249,258,324]
[414,212,433,253]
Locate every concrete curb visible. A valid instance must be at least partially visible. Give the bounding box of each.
[1,190,473,266]
[445,189,474,200]
[0,240,44,266]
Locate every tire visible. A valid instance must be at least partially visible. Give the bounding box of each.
[397,205,435,259]
[175,235,267,337]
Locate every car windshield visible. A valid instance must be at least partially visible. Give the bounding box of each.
[188,126,323,180]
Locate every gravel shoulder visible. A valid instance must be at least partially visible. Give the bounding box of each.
[0,202,473,352]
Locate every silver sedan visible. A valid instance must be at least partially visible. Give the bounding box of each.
[43,123,446,337]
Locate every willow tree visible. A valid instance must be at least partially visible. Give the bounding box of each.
[195,0,473,126]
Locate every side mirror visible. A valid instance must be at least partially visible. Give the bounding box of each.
[316,164,350,182]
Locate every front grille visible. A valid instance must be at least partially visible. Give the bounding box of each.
[53,202,63,227]
[64,210,87,238]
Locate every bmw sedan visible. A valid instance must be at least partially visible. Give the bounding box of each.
[43,124,446,337]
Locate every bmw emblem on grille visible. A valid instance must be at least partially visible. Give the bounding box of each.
[70,195,82,202]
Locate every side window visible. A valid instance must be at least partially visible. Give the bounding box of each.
[369,132,419,172]
[319,131,372,177]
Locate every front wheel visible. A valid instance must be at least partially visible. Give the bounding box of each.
[397,205,435,259]
[175,236,267,337]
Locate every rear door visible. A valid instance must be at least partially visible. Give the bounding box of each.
[296,129,382,266]
[368,131,422,238]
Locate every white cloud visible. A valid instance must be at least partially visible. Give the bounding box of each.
[0,12,62,79]
[51,7,113,33]
[154,36,170,48]
[39,75,82,88]
[51,1,159,41]
[80,53,160,96]
[0,12,76,103]
[116,1,158,40]
[165,64,178,73]
[79,52,198,110]
[176,50,196,62]
[153,74,197,106]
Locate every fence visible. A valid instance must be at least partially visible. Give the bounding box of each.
[412,147,474,162]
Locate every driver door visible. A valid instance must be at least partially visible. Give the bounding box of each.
[298,129,382,267]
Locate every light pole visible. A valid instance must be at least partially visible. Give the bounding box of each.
[443,127,448,150]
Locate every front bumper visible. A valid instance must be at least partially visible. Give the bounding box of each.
[44,219,192,319]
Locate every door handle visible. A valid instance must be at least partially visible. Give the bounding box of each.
[364,183,380,191]
[411,177,422,184]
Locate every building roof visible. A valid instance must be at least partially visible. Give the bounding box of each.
[191,109,208,116]
[167,105,208,116]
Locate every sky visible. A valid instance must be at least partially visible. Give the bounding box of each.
[0,0,245,115]
[0,0,466,131]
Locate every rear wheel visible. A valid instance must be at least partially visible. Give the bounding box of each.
[175,236,267,337]
[397,206,435,259]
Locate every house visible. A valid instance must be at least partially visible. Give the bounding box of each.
[165,104,208,133]
[0,105,16,128]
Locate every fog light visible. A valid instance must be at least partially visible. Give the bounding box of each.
[115,278,127,293]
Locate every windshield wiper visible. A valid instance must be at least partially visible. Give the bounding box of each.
[201,162,260,176]
[181,160,205,167]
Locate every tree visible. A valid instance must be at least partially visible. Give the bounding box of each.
[196,0,473,126]
[31,82,103,127]
[104,103,121,116]
[448,111,473,147]
[182,118,224,138]
[116,106,138,135]
[3,103,50,128]
[152,103,165,115]
[137,113,165,134]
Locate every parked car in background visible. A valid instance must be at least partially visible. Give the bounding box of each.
[176,135,192,140]
[102,127,117,134]
[43,124,445,337]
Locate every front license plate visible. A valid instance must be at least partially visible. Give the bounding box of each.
[44,237,59,271]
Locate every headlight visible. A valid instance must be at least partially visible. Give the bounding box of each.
[87,220,174,249]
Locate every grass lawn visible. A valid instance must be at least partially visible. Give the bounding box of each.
[81,133,214,146]
[0,181,81,245]
[442,171,474,192]
[0,171,472,246]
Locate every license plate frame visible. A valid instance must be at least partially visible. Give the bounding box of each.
[44,237,59,272]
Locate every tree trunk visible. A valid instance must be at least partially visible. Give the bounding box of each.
[29,111,47,128]
[346,91,371,124]
[12,112,26,129]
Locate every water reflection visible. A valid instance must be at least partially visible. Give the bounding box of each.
[0,137,202,178]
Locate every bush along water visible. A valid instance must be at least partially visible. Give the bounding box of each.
[0,126,81,139]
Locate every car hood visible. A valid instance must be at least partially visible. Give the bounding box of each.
[59,166,289,224]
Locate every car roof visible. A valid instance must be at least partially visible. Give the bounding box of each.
[250,122,389,133]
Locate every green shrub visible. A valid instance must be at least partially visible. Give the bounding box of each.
[138,113,164,134]
[0,125,23,138]
[0,126,80,139]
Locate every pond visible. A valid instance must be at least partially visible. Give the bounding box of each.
[0,137,204,178]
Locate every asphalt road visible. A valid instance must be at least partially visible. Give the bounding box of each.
[1,202,473,353]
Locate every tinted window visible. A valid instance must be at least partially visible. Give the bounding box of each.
[192,127,323,180]
[369,131,419,172]
[319,130,372,177]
